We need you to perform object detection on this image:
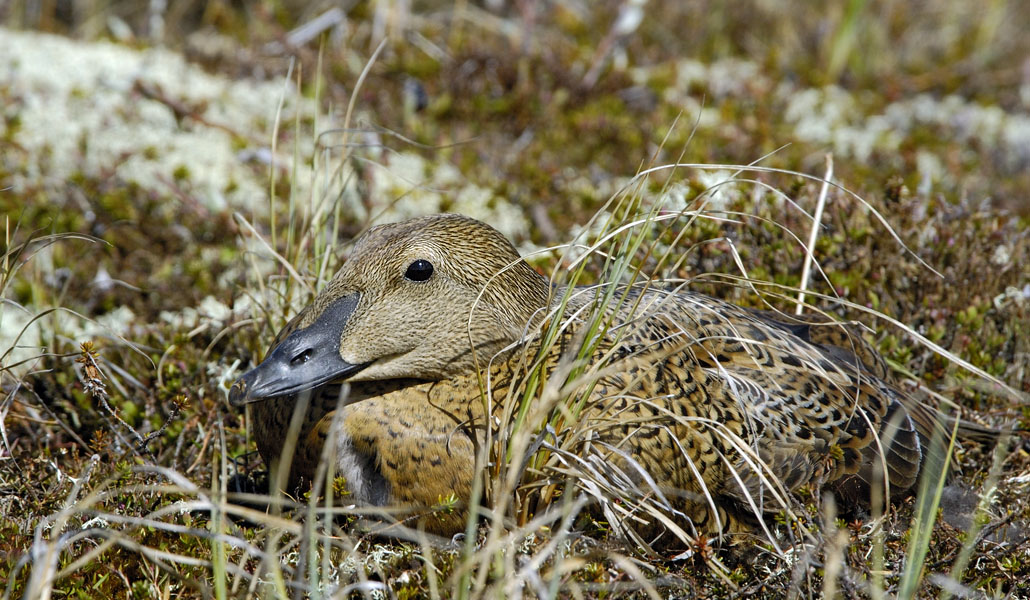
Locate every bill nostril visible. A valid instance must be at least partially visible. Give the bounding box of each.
[291,348,314,366]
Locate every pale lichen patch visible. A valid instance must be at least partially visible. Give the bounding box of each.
[0,27,316,212]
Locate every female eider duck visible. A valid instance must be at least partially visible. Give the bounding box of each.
[229,213,991,542]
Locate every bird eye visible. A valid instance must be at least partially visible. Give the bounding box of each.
[404,259,434,282]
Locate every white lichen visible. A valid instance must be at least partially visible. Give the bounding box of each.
[0,27,316,213]
[343,150,531,242]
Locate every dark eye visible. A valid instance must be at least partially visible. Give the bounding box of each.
[404,259,434,282]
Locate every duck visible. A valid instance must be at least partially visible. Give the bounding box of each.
[228,213,993,544]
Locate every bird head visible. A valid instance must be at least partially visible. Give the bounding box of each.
[229,214,552,405]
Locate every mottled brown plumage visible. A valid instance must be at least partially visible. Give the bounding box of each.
[230,214,988,541]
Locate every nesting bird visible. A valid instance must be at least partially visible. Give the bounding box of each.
[229,214,988,543]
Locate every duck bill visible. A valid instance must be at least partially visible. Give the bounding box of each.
[228,293,366,406]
